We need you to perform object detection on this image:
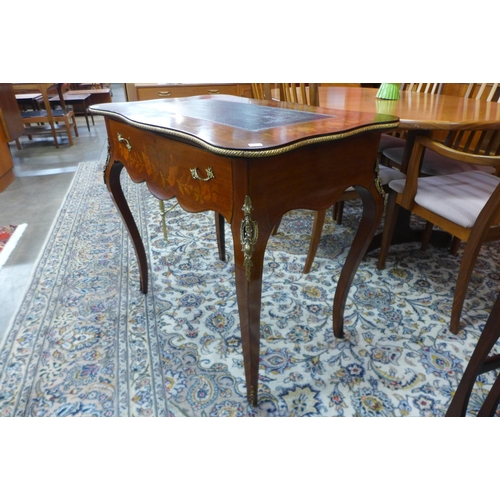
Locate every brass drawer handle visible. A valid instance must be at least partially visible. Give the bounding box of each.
[158,91,171,96]
[117,133,131,151]
[190,167,215,181]
[207,89,220,94]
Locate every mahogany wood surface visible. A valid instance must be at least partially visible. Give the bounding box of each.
[91,94,398,406]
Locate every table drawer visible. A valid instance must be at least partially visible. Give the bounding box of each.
[108,120,233,215]
[137,84,239,101]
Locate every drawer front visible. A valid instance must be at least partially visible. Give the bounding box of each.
[108,120,234,217]
[137,84,239,101]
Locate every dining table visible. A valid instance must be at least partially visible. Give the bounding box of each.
[318,86,500,251]
[90,94,398,406]
[319,86,500,161]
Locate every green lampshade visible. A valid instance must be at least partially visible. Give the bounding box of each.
[376,83,400,100]
[375,98,397,115]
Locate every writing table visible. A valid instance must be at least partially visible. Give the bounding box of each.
[91,94,398,405]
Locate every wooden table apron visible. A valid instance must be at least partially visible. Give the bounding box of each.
[92,96,398,406]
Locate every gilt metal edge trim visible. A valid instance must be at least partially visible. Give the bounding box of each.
[91,108,398,158]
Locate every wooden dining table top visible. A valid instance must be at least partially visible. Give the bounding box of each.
[318,86,500,131]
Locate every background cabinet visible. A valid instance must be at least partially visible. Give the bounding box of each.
[125,83,252,101]
[0,84,24,192]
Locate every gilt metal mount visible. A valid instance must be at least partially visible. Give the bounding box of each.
[190,167,215,182]
[240,196,259,282]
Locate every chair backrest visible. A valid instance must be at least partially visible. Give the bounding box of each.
[400,83,442,94]
[444,83,500,157]
[250,83,273,100]
[388,84,442,140]
[251,83,320,107]
[278,83,319,106]
[464,83,500,101]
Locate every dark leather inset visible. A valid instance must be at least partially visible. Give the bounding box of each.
[163,99,333,131]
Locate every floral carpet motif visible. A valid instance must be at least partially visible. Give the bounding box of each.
[1,161,499,417]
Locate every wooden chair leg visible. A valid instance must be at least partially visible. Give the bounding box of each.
[450,193,500,333]
[477,375,500,416]
[303,209,326,274]
[420,222,434,251]
[446,290,500,416]
[82,110,91,131]
[214,211,226,261]
[72,116,79,137]
[450,237,485,333]
[450,236,461,255]
[333,201,344,224]
[65,118,74,146]
[377,190,399,270]
[49,123,59,148]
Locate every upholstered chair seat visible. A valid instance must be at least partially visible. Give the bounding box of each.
[388,171,500,227]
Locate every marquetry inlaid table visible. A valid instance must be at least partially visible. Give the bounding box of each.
[90,94,398,405]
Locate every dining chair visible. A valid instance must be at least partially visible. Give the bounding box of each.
[378,83,443,159]
[446,287,500,417]
[50,92,94,132]
[383,84,500,255]
[16,91,79,148]
[383,83,500,176]
[378,135,500,333]
[250,83,273,100]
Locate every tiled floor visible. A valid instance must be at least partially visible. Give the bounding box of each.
[0,84,126,345]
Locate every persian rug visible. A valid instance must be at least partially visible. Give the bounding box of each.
[0,224,27,271]
[1,161,499,417]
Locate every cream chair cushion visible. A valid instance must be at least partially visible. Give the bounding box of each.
[389,171,500,228]
[378,165,406,185]
[378,134,406,153]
